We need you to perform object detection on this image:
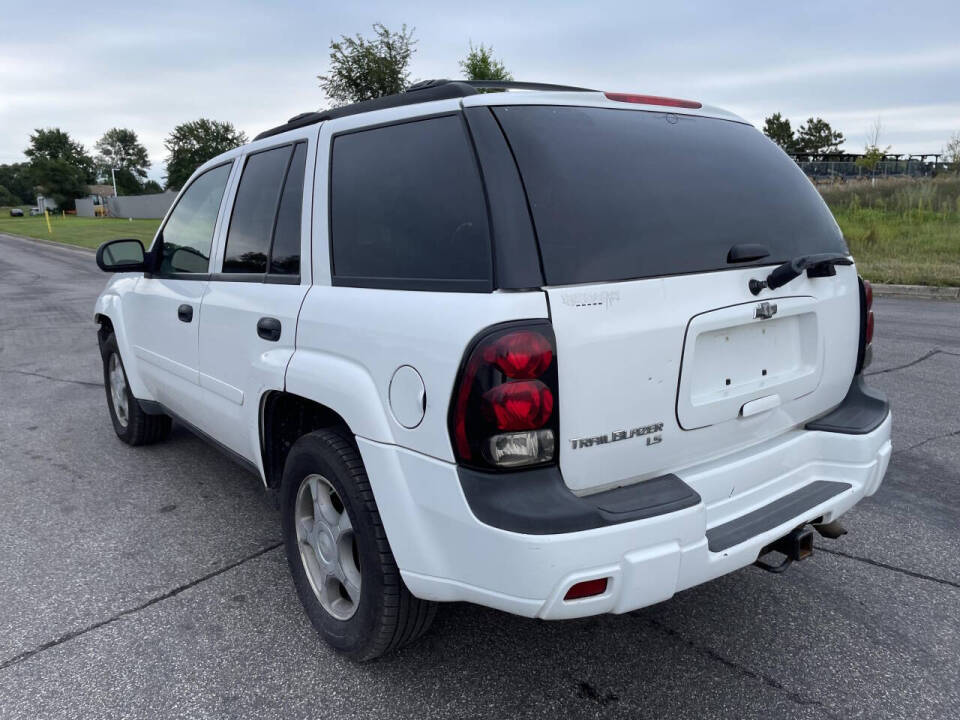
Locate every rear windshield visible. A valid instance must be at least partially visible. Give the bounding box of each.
[493,106,846,286]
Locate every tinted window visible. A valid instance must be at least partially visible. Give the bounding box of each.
[270,142,307,275]
[493,106,847,286]
[159,163,232,274]
[330,115,491,291]
[223,146,292,273]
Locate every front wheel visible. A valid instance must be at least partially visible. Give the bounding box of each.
[100,333,171,445]
[281,429,436,661]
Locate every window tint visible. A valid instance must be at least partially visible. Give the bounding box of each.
[493,106,847,286]
[269,142,307,275]
[159,163,232,274]
[330,115,491,291]
[223,145,292,274]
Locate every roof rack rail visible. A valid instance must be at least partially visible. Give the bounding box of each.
[253,79,597,141]
[411,79,597,93]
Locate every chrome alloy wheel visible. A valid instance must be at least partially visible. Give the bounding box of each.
[108,353,129,428]
[295,474,362,620]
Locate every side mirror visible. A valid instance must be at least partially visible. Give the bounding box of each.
[96,239,146,273]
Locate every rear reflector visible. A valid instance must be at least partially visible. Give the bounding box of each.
[604,92,702,109]
[564,578,609,601]
[865,311,874,345]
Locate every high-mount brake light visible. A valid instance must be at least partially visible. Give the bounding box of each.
[604,92,702,109]
[450,323,559,470]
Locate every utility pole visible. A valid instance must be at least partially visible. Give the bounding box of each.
[111,166,118,197]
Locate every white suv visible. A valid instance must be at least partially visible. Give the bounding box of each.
[94,81,891,660]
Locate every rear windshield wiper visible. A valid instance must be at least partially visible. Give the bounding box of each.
[749,253,852,295]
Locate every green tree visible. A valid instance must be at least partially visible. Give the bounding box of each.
[24,129,95,209]
[163,119,247,190]
[0,163,35,204]
[142,179,163,193]
[459,42,512,88]
[318,23,416,106]
[25,128,95,181]
[796,117,845,158]
[855,118,890,173]
[762,113,798,153]
[95,128,150,193]
[0,185,22,206]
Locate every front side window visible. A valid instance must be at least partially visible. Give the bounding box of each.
[159,163,232,275]
[330,115,492,291]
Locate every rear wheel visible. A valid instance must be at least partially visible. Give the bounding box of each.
[100,333,171,445]
[281,429,436,661]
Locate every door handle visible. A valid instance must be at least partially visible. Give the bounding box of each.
[257,317,281,342]
[178,304,193,323]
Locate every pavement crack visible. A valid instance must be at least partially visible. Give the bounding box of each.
[0,541,283,672]
[643,618,839,718]
[893,428,960,456]
[816,547,960,589]
[866,348,960,376]
[0,368,102,388]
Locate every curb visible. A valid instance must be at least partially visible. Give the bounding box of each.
[873,283,960,301]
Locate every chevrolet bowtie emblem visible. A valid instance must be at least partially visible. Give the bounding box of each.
[754,301,778,320]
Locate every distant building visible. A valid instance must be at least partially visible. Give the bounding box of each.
[76,184,117,217]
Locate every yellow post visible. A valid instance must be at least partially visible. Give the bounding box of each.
[44,209,52,234]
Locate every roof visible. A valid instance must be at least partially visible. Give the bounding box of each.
[252,80,597,141]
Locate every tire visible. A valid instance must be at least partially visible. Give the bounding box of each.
[100,333,171,445]
[281,429,437,661]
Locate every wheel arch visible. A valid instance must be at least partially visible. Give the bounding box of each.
[259,390,355,490]
[93,293,152,401]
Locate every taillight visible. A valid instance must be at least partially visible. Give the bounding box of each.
[604,92,702,109]
[450,322,559,470]
[857,277,875,372]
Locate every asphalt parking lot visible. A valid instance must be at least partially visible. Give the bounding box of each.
[1,231,958,720]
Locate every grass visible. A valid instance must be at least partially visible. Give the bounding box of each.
[819,176,960,287]
[0,209,161,249]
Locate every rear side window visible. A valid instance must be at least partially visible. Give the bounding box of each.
[159,163,232,274]
[223,145,292,274]
[269,142,307,275]
[493,106,847,286]
[330,115,492,291]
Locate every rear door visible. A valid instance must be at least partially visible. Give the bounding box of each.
[196,137,313,462]
[492,104,860,494]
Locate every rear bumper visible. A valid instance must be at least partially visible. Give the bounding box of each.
[358,410,891,620]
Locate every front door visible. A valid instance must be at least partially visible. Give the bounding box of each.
[126,161,234,423]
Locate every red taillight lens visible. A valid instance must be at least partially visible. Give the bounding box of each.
[865,311,875,345]
[482,331,553,379]
[482,380,554,431]
[863,279,873,310]
[564,578,608,601]
[450,323,559,469]
[604,92,702,109]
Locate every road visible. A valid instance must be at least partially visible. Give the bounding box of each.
[1,232,958,720]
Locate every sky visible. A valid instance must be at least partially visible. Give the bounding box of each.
[2,0,958,184]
